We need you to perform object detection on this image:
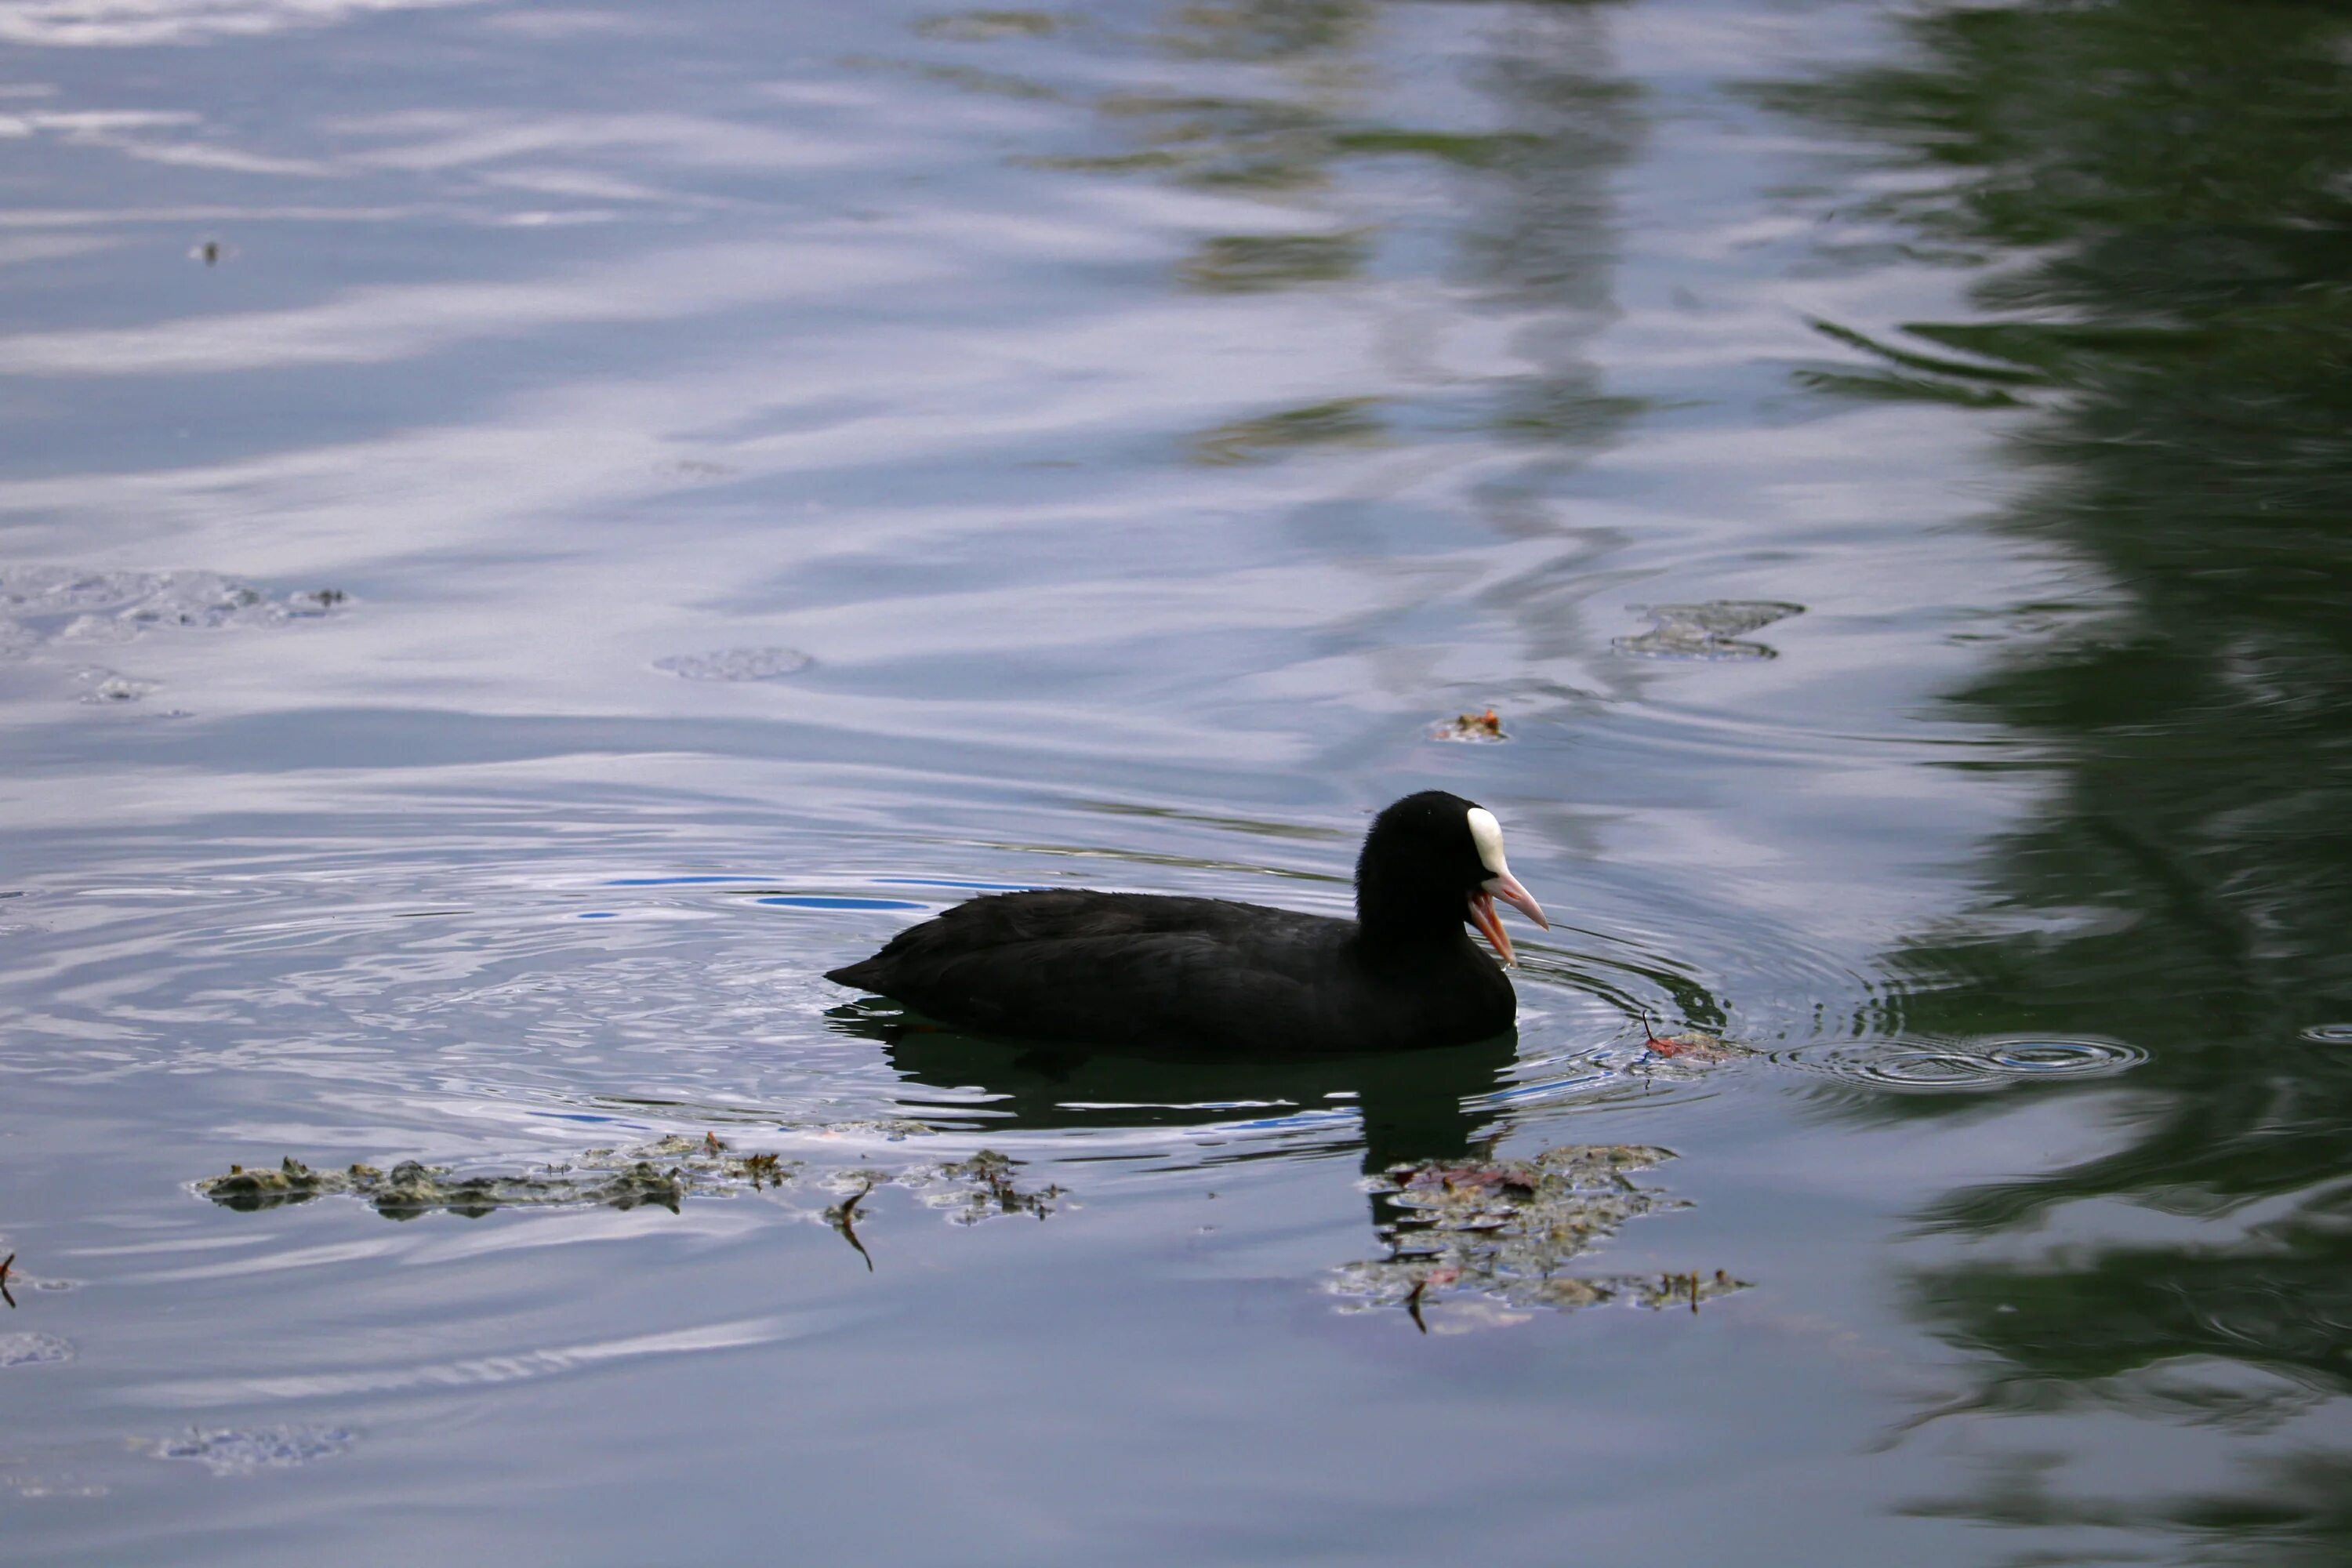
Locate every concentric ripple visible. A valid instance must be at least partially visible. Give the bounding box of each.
[1784,1034,2147,1092]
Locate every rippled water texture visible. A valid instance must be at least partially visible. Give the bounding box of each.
[3,0,2349,1562]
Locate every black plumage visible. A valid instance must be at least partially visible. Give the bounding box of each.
[824,791,1546,1054]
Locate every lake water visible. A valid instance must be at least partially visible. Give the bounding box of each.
[2,0,2348,1561]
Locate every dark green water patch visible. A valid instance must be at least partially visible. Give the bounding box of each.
[1759,0,2352,1551]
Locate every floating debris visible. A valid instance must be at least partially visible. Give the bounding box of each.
[1330,1145,1745,1327]
[654,646,813,681]
[1388,1271,1745,1332]
[0,568,347,661]
[9,567,343,630]
[1644,1029,1752,1064]
[141,1425,354,1476]
[805,1149,1065,1237]
[921,1149,1063,1224]
[825,1178,876,1270]
[194,1134,1065,1244]
[197,1140,787,1219]
[71,666,156,703]
[798,1117,935,1142]
[1429,706,1506,743]
[0,1250,14,1308]
[1614,600,1803,661]
[0,1332,74,1369]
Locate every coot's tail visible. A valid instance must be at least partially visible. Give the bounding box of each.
[825,958,887,990]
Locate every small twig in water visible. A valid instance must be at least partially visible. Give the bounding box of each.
[829,1181,875,1272]
[1403,1276,1429,1334]
[0,1252,16,1309]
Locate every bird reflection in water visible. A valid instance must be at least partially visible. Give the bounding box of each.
[828,1000,1519,1229]
[829,975,1748,1329]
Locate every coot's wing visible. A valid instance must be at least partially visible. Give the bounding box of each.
[827,891,1341,1048]
[829,891,1295,979]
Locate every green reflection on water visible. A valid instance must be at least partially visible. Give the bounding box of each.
[912,9,1065,43]
[922,0,1651,490]
[1179,230,1373,291]
[1771,0,2352,1553]
[1192,396,1388,463]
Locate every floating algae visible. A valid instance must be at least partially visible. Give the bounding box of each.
[198,1133,807,1218]
[140,1425,354,1475]
[797,1117,935,1142]
[197,1149,715,1219]
[71,666,158,703]
[806,1151,1067,1267]
[0,567,347,648]
[1613,600,1802,661]
[1330,1144,1748,1328]
[0,1332,75,1369]
[919,1149,1064,1224]
[0,568,345,712]
[194,1133,1065,1239]
[811,1149,1065,1236]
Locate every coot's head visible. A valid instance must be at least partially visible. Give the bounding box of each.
[1356,791,1549,964]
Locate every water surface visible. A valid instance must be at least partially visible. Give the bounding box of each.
[3,0,2349,1562]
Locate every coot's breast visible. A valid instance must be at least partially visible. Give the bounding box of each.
[826,891,1514,1054]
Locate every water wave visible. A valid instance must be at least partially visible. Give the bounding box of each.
[1782,1033,2147,1091]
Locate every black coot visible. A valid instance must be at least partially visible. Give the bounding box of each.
[824,791,1548,1054]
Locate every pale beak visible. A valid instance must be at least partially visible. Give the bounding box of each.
[1467,871,1548,967]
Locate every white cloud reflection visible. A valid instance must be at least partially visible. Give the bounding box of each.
[0,238,941,376]
[0,0,482,49]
